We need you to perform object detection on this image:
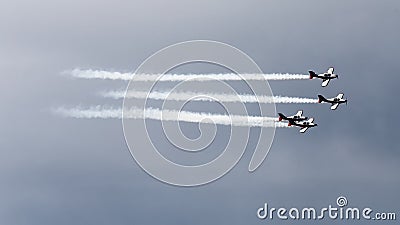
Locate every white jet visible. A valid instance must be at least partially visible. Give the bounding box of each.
[289,118,318,133]
[278,110,308,123]
[309,67,339,87]
[318,93,348,110]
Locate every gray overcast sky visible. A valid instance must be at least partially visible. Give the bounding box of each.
[1,0,399,224]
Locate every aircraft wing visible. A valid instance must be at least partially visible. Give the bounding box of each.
[307,118,314,123]
[331,103,339,110]
[336,93,344,99]
[321,79,330,87]
[295,110,303,117]
[299,127,309,133]
[327,67,334,74]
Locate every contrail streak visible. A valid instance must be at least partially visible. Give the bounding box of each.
[53,106,290,128]
[68,69,309,81]
[100,90,319,104]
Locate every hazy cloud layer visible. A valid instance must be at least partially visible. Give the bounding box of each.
[0,0,399,224]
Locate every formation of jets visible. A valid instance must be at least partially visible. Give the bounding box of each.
[278,110,317,133]
[278,67,348,133]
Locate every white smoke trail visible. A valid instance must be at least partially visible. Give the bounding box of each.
[68,69,309,81]
[100,90,319,104]
[53,106,289,128]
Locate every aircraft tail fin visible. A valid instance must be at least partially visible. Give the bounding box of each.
[318,95,327,103]
[309,71,317,79]
[278,113,286,121]
[287,119,296,126]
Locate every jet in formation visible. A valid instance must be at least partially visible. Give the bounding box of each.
[318,93,348,110]
[309,67,339,87]
[278,110,308,122]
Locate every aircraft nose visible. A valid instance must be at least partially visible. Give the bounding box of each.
[337,75,339,79]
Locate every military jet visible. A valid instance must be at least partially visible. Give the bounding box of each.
[309,67,339,87]
[318,93,348,110]
[289,118,318,133]
[278,110,308,123]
